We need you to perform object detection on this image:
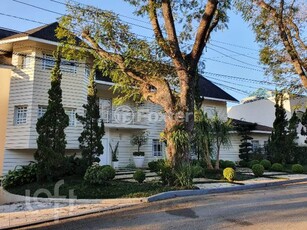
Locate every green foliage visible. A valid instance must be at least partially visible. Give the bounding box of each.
[260,160,271,170]
[267,92,289,164]
[292,147,307,165]
[133,169,146,183]
[35,49,69,182]
[235,121,256,162]
[169,124,190,162]
[157,160,176,186]
[222,160,236,169]
[84,164,115,185]
[175,164,194,188]
[148,159,164,172]
[2,163,37,189]
[223,167,236,182]
[300,109,307,144]
[131,131,148,153]
[239,160,248,167]
[271,163,284,172]
[76,68,105,167]
[110,141,119,161]
[252,164,264,177]
[249,160,260,168]
[133,152,145,156]
[192,165,204,178]
[292,164,304,174]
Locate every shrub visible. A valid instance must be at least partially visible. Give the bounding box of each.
[260,160,271,170]
[292,164,304,174]
[84,164,115,185]
[271,163,284,172]
[2,162,37,189]
[192,165,204,178]
[239,160,248,167]
[133,152,145,156]
[148,159,164,172]
[175,164,193,188]
[249,160,260,168]
[219,160,225,168]
[252,164,264,177]
[158,160,176,185]
[223,167,236,182]
[133,170,146,183]
[224,160,236,169]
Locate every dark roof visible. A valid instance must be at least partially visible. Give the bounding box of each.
[231,118,273,132]
[96,73,238,102]
[0,28,19,39]
[198,76,238,102]
[1,22,82,43]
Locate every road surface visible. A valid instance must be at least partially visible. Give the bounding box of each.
[22,182,307,230]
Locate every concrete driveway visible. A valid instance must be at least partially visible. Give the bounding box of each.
[22,182,307,230]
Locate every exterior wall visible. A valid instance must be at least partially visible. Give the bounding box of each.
[220,132,270,162]
[0,68,11,176]
[202,99,227,121]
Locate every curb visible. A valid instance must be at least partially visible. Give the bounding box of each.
[145,177,307,202]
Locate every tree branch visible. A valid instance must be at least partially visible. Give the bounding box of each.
[189,0,218,66]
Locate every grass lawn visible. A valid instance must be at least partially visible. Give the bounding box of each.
[6,175,184,199]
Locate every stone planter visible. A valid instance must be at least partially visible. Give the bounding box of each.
[112,161,119,169]
[133,156,145,168]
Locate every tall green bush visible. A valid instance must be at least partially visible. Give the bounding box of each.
[35,49,69,182]
[76,68,105,168]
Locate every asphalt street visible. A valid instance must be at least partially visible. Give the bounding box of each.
[22,182,307,230]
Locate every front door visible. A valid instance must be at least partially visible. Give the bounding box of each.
[99,138,110,165]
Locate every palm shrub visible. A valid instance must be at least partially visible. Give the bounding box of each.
[252,164,264,177]
[260,160,271,170]
[35,49,69,182]
[223,167,236,182]
[292,164,304,174]
[158,160,176,186]
[76,68,105,168]
[175,163,194,188]
[133,169,146,183]
[271,163,284,172]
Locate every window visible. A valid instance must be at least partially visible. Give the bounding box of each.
[152,139,163,157]
[65,108,76,126]
[251,140,260,151]
[15,106,27,125]
[99,99,112,123]
[85,65,91,78]
[38,106,47,119]
[21,55,31,69]
[43,54,77,73]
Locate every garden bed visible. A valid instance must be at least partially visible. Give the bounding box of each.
[6,175,185,199]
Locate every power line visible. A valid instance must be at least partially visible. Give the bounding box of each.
[210,81,251,95]
[210,39,259,52]
[203,59,264,72]
[207,46,263,69]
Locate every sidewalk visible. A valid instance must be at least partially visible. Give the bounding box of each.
[1,172,307,229]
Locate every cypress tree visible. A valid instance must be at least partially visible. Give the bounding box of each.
[267,92,288,163]
[301,108,307,144]
[35,49,69,181]
[287,111,299,163]
[76,68,105,168]
[236,122,256,162]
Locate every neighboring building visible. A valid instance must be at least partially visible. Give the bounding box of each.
[0,23,241,175]
[228,94,307,146]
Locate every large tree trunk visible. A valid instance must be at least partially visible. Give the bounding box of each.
[215,145,221,170]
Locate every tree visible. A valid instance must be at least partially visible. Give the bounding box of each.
[193,109,214,169]
[235,122,257,162]
[235,0,307,89]
[248,88,270,98]
[57,0,231,168]
[301,108,307,144]
[35,49,69,181]
[267,92,288,163]
[131,131,149,154]
[76,68,105,167]
[211,114,232,169]
[287,111,299,163]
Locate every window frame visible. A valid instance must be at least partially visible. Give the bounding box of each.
[14,106,28,125]
[65,108,76,127]
[152,139,163,157]
[42,53,77,74]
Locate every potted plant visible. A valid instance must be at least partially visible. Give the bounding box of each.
[131,131,148,168]
[110,141,119,169]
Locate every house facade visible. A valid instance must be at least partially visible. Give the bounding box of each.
[0,23,243,175]
[228,94,307,146]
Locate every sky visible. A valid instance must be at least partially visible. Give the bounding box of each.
[0,0,273,107]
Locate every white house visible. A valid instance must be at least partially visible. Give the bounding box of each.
[228,94,307,146]
[0,23,251,175]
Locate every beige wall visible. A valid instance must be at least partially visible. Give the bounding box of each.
[0,68,11,176]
